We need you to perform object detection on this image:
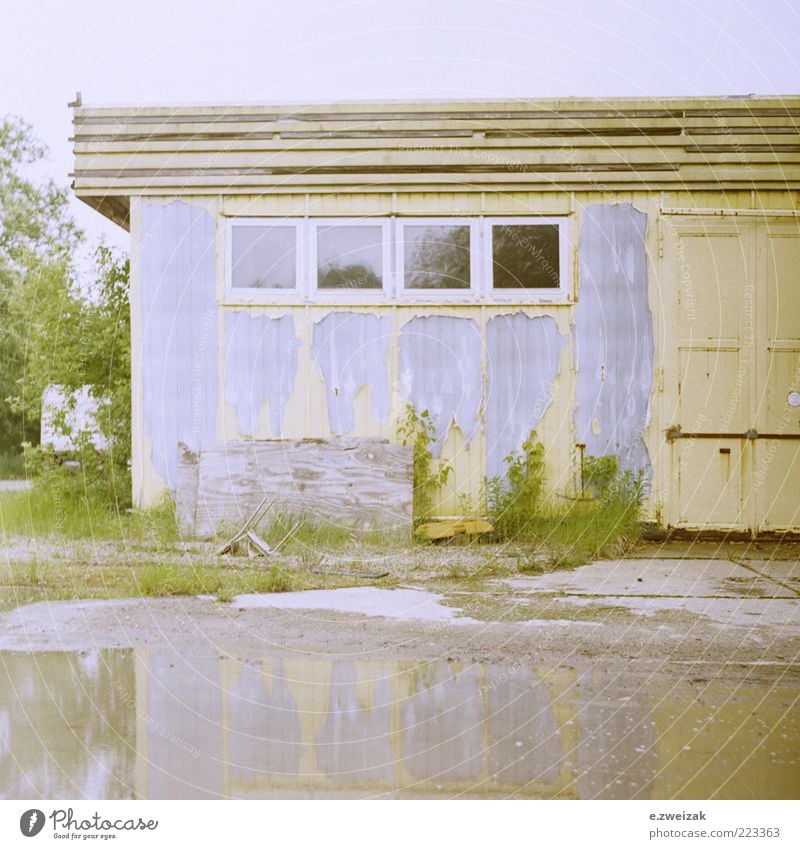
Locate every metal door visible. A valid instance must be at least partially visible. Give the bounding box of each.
[662,215,800,534]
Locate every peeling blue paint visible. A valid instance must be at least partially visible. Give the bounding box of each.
[311,312,391,434]
[486,313,565,478]
[224,312,301,437]
[574,203,654,472]
[141,201,218,489]
[398,316,482,455]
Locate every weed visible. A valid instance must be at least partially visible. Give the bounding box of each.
[483,435,646,569]
[397,404,452,522]
[486,431,546,538]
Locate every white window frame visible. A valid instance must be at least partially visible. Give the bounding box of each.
[309,217,393,301]
[482,217,569,302]
[225,218,304,303]
[395,218,478,298]
[222,214,570,304]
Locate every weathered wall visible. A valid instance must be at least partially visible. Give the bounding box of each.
[398,316,483,451]
[139,200,218,491]
[131,195,665,526]
[311,312,392,435]
[223,312,300,437]
[485,313,566,479]
[574,203,654,473]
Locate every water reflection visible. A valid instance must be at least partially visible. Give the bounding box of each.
[1,650,797,799]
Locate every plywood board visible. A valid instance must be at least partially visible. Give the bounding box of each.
[178,439,413,538]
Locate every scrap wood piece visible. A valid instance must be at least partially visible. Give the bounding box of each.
[415,518,494,541]
[245,530,277,557]
[217,495,275,555]
[309,567,390,579]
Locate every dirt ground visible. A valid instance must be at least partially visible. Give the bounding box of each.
[1,539,798,686]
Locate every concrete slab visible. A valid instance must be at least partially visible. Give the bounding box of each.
[739,560,800,594]
[557,594,800,630]
[502,558,798,598]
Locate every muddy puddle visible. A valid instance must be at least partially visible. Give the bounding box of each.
[1,649,797,799]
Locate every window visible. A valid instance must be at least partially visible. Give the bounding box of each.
[226,216,568,301]
[230,221,299,291]
[399,221,473,291]
[313,221,388,292]
[490,222,561,290]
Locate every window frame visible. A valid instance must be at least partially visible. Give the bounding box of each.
[222,214,571,304]
[225,218,304,303]
[482,216,569,301]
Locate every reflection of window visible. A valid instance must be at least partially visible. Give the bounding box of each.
[400,222,472,291]
[316,224,384,290]
[231,224,297,289]
[491,223,560,289]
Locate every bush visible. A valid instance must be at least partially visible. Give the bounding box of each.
[485,435,647,567]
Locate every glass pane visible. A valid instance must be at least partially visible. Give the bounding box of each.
[492,224,560,289]
[317,225,383,290]
[403,224,471,289]
[231,226,296,289]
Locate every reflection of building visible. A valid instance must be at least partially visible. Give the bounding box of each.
[3,649,798,799]
[71,97,800,534]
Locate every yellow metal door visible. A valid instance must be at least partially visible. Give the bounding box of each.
[662,215,800,533]
[755,220,800,532]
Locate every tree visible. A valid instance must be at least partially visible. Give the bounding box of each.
[14,247,131,501]
[0,116,82,454]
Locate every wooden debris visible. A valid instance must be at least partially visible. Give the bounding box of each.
[414,518,494,541]
[245,530,276,557]
[216,495,275,556]
[309,567,390,580]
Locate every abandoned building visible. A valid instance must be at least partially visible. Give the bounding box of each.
[70,96,800,536]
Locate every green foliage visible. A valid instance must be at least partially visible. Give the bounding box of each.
[12,247,131,503]
[397,404,452,522]
[581,453,619,496]
[486,430,546,538]
[0,116,82,454]
[483,436,646,568]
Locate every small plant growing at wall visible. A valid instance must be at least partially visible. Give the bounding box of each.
[397,404,452,523]
[486,430,547,538]
[581,453,619,498]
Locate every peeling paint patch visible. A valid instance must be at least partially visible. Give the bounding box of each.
[141,201,218,489]
[399,316,482,454]
[486,313,565,478]
[311,312,391,434]
[224,312,300,436]
[575,203,654,471]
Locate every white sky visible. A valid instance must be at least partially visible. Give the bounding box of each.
[1,0,798,252]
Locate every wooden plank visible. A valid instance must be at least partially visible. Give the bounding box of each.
[73,132,800,156]
[71,115,800,139]
[72,148,800,172]
[184,438,413,539]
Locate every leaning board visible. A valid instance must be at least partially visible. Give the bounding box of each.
[176,439,413,538]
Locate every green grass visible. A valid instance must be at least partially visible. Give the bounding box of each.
[0,478,179,546]
[501,496,643,570]
[0,554,371,612]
